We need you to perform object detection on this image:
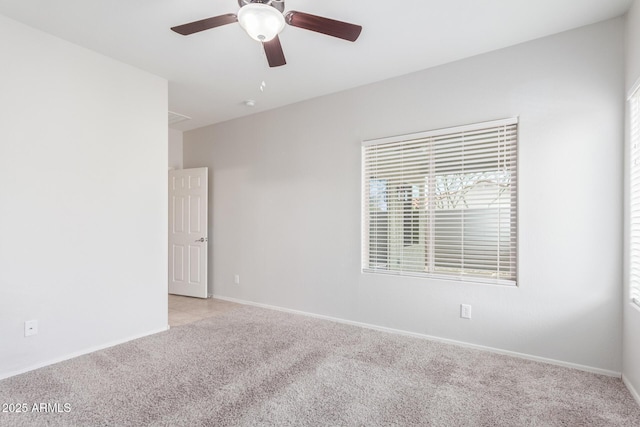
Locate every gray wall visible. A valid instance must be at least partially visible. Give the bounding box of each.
[0,15,168,378]
[624,0,640,403]
[185,18,624,373]
[169,128,183,170]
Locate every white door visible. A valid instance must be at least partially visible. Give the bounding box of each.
[168,167,208,298]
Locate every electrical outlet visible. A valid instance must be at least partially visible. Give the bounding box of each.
[234,274,240,285]
[460,304,472,319]
[25,319,38,337]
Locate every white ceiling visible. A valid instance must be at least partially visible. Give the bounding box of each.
[0,0,633,131]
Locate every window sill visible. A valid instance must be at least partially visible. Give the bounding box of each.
[361,268,517,287]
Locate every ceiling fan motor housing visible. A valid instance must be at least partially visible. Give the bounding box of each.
[238,0,285,13]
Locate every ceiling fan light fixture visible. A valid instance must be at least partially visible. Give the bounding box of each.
[237,3,285,42]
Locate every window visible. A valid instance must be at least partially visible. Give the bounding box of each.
[362,118,518,285]
[630,84,640,308]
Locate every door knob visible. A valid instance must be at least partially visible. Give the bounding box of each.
[195,237,208,243]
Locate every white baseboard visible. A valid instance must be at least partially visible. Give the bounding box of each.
[623,374,640,406]
[0,325,170,381]
[213,294,621,378]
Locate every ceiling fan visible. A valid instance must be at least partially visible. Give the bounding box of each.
[171,0,363,67]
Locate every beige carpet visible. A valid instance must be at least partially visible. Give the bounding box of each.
[1,305,639,426]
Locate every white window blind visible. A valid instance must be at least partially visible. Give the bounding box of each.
[630,86,640,308]
[362,118,518,285]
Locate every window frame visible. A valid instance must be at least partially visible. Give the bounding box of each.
[361,118,518,286]
[629,80,640,309]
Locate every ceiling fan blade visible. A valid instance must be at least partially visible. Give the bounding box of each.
[285,11,362,42]
[263,35,286,67]
[171,14,237,35]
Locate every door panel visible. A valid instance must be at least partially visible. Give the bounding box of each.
[168,167,208,298]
